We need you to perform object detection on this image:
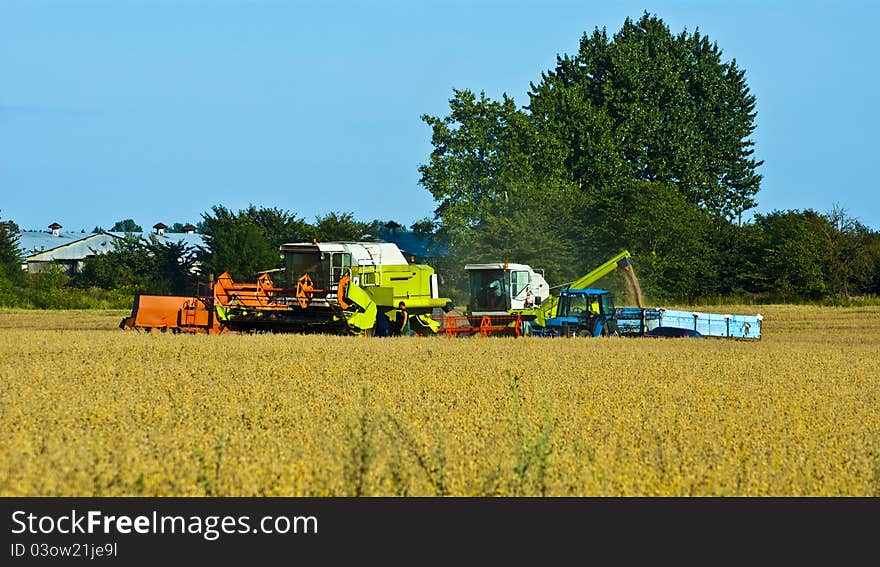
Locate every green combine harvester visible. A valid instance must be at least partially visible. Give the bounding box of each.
[218,240,455,335]
[121,240,454,335]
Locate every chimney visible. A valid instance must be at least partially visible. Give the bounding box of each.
[182,223,197,234]
[49,222,62,237]
[153,222,167,236]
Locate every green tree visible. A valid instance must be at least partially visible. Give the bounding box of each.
[409,218,436,240]
[420,90,565,237]
[198,205,312,280]
[74,235,142,290]
[866,232,880,295]
[707,220,765,297]
[419,14,763,303]
[145,236,199,294]
[528,12,763,219]
[74,234,198,295]
[313,212,372,241]
[110,219,143,233]
[583,181,718,301]
[816,205,878,297]
[0,214,23,283]
[752,210,828,300]
[419,89,579,298]
[199,215,279,280]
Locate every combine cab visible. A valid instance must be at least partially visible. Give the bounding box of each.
[120,241,454,335]
[433,262,549,337]
[464,262,551,315]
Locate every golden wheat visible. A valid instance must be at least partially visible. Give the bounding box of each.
[0,305,877,496]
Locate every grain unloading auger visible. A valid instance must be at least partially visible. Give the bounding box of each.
[120,241,454,335]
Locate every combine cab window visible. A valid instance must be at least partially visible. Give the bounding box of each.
[511,271,529,298]
[285,251,329,289]
[330,253,351,285]
[469,269,510,312]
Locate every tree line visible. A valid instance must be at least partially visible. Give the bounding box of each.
[2,200,878,309]
[1,13,878,307]
[0,207,431,307]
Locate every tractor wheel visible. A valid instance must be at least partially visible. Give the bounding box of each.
[601,321,621,337]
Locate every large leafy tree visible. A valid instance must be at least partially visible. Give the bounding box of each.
[528,12,762,219]
[420,90,555,235]
[816,206,880,297]
[419,13,764,300]
[148,237,200,295]
[582,180,718,300]
[419,90,578,297]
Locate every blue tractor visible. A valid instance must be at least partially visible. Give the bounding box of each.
[539,288,621,337]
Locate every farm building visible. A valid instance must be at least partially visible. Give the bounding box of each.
[18,223,205,274]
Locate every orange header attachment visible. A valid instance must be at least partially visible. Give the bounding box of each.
[296,274,315,309]
[337,274,352,309]
[213,272,287,309]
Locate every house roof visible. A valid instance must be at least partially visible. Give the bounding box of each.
[21,232,119,261]
[18,231,206,261]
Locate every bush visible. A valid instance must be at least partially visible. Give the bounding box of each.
[0,269,134,309]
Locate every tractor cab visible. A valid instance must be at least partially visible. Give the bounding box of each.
[543,288,619,337]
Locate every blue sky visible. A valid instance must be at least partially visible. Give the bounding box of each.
[2,0,878,232]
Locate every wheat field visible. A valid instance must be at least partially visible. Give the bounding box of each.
[0,305,877,496]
